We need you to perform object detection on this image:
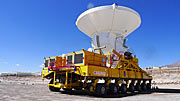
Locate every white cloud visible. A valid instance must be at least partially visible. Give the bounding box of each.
[16,64,20,67]
[87,3,94,9]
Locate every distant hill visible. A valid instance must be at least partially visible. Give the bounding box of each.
[0,72,41,77]
[164,60,180,67]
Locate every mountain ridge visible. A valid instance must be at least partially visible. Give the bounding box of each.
[164,60,180,67]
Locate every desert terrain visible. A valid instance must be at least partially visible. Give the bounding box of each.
[0,67,180,101]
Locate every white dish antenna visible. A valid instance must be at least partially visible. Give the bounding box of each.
[76,4,141,54]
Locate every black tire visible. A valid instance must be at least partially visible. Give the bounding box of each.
[88,85,94,96]
[120,84,127,94]
[135,83,142,92]
[74,87,82,90]
[49,86,54,91]
[95,83,107,97]
[85,83,91,90]
[48,79,60,92]
[109,83,119,94]
[129,83,135,93]
[63,88,72,91]
[49,86,60,92]
[147,83,151,90]
[141,83,147,91]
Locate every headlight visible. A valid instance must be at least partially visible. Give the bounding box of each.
[56,79,59,83]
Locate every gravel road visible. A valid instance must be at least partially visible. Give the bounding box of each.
[0,81,180,101]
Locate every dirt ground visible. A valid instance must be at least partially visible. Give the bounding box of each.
[0,77,180,101]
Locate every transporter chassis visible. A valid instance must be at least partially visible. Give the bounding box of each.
[42,49,152,96]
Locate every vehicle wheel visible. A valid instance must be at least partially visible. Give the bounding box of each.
[147,83,151,90]
[88,85,94,96]
[96,84,107,97]
[135,83,142,92]
[49,86,60,92]
[63,88,72,91]
[141,83,147,91]
[120,84,127,94]
[109,83,119,94]
[74,87,82,90]
[129,83,135,93]
[85,83,91,90]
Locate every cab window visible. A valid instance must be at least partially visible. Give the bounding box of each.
[44,60,48,67]
[49,59,55,66]
[67,55,73,64]
[74,53,83,64]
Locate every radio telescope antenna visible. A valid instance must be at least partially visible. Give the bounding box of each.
[76,3,141,54]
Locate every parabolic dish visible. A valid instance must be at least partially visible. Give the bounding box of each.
[76,4,141,38]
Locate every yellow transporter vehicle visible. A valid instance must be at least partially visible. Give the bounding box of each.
[42,4,152,96]
[42,49,152,96]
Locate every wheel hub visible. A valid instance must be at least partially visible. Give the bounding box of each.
[101,87,105,94]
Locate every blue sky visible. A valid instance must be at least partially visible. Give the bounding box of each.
[0,0,180,72]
